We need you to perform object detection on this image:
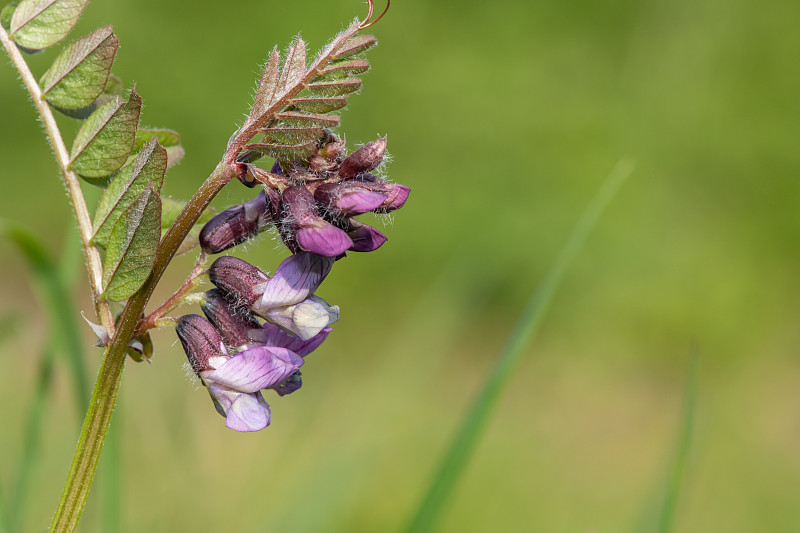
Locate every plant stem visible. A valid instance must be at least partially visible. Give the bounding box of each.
[49,161,235,533]
[134,251,208,336]
[0,26,114,334]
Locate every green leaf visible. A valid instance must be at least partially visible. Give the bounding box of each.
[332,34,377,61]
[403,159,635,533]
[133,128,184,168]
[70,88,141,179]
[250,47,279,121]
[278,37,306,94]
[261,126,324,144]
[50,74,121,119]
[8,0,88,50]
[93,137,166,247]
[103,184,161,301]
[306,77,361,96]
[0,3,17,31]
[291,96,348,114]
[39,25,118,110]
[245,140,316,161]
[161,197,215,230]
[273,110,340,128]
[313,58,369,81]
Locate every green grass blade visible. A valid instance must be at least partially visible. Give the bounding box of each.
[5,225,87,531]
[656,350,698,533]
[403,158,635,533]
[0,221,90,410]
[10,340,57,531]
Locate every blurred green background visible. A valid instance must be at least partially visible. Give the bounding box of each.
[2,0,799,530]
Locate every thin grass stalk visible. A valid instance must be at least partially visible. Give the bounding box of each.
[404,158,635,533]
[656,350,698,533]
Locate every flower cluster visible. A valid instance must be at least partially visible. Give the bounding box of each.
[177,132,409,431]
[200,132,409,257]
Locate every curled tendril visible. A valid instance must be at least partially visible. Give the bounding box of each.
[359,0,390,29]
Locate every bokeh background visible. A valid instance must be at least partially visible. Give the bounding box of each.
[1,0,799,530]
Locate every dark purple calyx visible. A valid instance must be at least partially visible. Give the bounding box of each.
[199,191,268,254]
[176,314,226,374]
[208,256,270,308]
[201,288,261,351]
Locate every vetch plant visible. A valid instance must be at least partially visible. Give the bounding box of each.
[0,0,405,530]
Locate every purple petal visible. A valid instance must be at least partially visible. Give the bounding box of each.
[271,371,303,396]
[207,346,305,392]
[348,222,387,252]
[315,182,387,216]
[296,221,353,257]
[249,322,332,357]
[335,190,386,215]
[258,252,334,310]
[377,184,411,212]
[207,383,271,432]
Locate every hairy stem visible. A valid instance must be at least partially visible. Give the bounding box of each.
[49,161,235,533]
[0,26,114,333]
[134,251,208,336]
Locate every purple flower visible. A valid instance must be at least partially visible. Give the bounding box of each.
[208,253,339,339]
[176,315,304,432]
[314,181,389,217]
[375,183,411,213]
[280,185,353,257]
[341,219,387,252]
[248,321,331,396]
[258,252,334,308]
[248,321,331,357]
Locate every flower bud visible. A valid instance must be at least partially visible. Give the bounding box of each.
[344,220,387,252]
[176,314,227,374]
[314,181,388,216]
[375,184,411,213]
[281,186,353,257]
[338,136,387,178]
[201,289,261,351]
[199,191,268,254]
[208,256,270,308]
